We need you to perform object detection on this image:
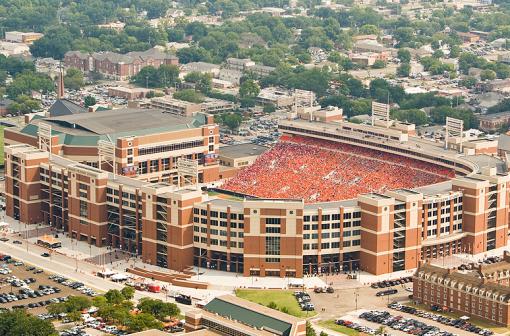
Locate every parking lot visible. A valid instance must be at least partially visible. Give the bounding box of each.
[0,256,99,315]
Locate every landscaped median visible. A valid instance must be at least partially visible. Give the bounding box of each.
[235,289,316,318]
[317,320,360,336]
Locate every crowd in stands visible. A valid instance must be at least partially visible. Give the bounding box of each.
[222,135,455,203]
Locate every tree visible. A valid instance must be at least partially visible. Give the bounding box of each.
[239,79,260,99]
[137,298,180,321]
[391,109,428,126]
[121,286,135,300]
[397,63,411,77]
[319,332,328,336]
[459,76,478,88]
[7,72,53,99]
[84,95,96,107]
[372,60,386,69]
[131,65,180,88]
[64,68,85,90]
[184,72,212,93]
[263,104,276,113]
[104,289,125,305]
[480,69,496,81]
[0,310,57,336]
[306,321,316,336]
[126,313,163,333]
[397,49,412,63]
[267,301,278,309]
[220,113,243,130]
[173,89,204,103]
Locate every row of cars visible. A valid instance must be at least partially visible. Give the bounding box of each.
[293,291,315,311]
[334,319,378,335]
[49,275,98,297]
[359,310,457,336]
[12,296,68,310]
[0,282,60,304]
[371,277,413,289]
[388,302,494,336]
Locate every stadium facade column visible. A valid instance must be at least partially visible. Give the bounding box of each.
[119,184,124,249]
[339,207,344,270]
[226,205,231,272]
[358,194,395,275]
[317,207,322,274]
[206,202,212,269]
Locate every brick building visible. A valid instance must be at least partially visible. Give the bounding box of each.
[64,48,178,80]
[414,254,510,326]
[4,112,510,277]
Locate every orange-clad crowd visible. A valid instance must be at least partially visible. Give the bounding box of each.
[222,136,455,203]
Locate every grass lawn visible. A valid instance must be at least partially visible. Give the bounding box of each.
[317,320,359,336]
[0,126,4,165]
[235,289,316,318]
[405,302,509,334]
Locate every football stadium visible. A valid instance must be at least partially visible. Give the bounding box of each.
[4,103,510,277]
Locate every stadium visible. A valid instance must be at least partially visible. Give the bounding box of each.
[3,102,510,277]
[222,135,455,203]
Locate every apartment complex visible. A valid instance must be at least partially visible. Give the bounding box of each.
[64,48,178,80]
[414,255,510,326]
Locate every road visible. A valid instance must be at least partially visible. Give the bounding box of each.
[0,239,196,314]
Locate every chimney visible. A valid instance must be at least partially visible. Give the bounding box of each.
[56,64,64,99]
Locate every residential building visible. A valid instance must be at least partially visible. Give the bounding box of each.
[64,48,178,80]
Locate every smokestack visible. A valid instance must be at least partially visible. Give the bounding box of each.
[57,64,64,99]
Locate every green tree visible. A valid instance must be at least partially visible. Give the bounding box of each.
[267,301,278,309]
[121,286,135,300]
[480,69,496,81]
[239,79,260,99]
[397,63,411,77]
[372,60,386,69]
[7,72,53,99]
[0,310,57,336]
[459,76,478,88]
[391,109,429,126]
[397,49,412,63]
[306,321,316,336]
[137,298,180,321]
[126,313,163,333]
[221,113,243,130]
[104,289,125,305]
[84,95,96,107]
[64,68,85,90]
[173,89,204,103]
[184,72,212,93]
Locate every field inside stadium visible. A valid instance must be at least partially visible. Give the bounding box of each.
[223,136,455,203]
[235,289,316,318]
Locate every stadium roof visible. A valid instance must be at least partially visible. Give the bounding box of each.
[20,108,208,146]
[219,143,268,159]
[204,295,301,336]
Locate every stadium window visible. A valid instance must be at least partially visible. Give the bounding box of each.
[343,231,351,237]
[331,242,340,248]
[220,212,228,219]
[352,230,361,236]
[343,222,351,228]
[193,208,199,215]
[321,232,330,239]
[321,224,330,230]
[343,241,351,247]
[332,214,340,220]
[311,215,318,221]
[231,214,237,220]
[210,211,218,217]
[343,213,352,220]
[332,232,340,238]
[266,227,280,234]
[312,224,318,230]
[332,222,340,229]
[303,244,310,250]
[304,216,310,222]
[303,224,310,230]
[322,215,330,221]
[303,234,310,239]
[210,220,218,226]
[265,218,281,225]
[321,243,330,249]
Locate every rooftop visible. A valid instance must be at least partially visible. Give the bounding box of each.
[219,143,268,159]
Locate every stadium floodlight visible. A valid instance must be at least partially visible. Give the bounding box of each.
[445,117,464,152]
[371,102,391,128]
[38,122,52,159]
